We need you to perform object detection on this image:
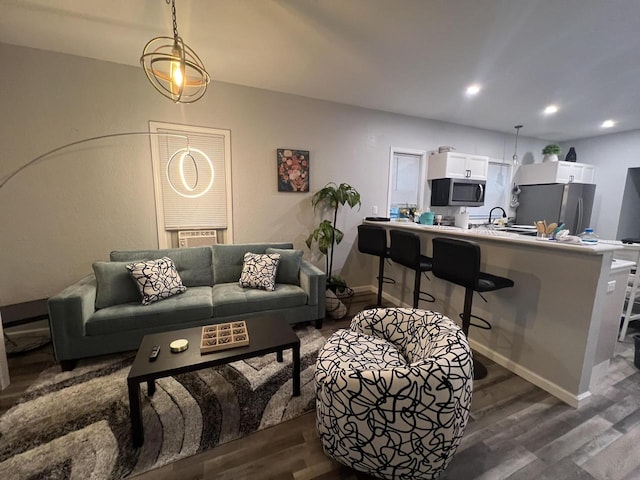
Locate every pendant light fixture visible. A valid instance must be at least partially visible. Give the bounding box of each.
[512,124,523,166]
[510,125,523,208]
[140,0,210,103]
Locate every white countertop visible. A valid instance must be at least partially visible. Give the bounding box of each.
[611,258,636,272]
[364,219,622,255]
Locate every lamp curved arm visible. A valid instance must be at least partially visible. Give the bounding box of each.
[0,131,189,190]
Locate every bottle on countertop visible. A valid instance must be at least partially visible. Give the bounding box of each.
[579,227,599,244]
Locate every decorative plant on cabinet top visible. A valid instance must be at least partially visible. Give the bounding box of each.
[542,144,561,162]
[305,182,361,291]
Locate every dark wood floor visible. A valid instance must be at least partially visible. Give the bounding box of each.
[2,294,640,480]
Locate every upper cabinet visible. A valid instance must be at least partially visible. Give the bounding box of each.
[516,161,596,185]
[427,152,489,180]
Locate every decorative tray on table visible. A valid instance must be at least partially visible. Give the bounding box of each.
[200,321,249,354]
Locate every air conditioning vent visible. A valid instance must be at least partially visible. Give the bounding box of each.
[178,230,217,248]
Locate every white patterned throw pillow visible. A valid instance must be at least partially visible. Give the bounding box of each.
[239,252,280,291]
[126,256,187,305]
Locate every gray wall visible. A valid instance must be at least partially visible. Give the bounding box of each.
[0,42,549,305]
[561,131,640,239]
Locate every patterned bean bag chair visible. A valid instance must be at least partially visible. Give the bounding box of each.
[315,308,473,479]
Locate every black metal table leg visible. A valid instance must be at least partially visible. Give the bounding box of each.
[276,349,283,362]
[127,379,144,447]
[147,379,156,396]
[292,341,300,397]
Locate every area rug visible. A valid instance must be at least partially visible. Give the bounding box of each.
[0,325,327,479]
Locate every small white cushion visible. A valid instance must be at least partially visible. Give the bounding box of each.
[126,256,187,305]
[238,252,280,291]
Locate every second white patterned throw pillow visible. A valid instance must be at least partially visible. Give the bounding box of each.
[126,256,187,305]
[239,252,281,291]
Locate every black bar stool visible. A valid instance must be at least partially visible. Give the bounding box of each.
[389,229,435,308]
[357,225,395,307]
[431,236,514,380]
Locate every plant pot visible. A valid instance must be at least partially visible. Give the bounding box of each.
[543,154,558,163]
[335,286,354,313]
[326,288,348,319]
[325,286,354,319]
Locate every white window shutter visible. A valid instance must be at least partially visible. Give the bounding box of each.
[155,127,229,230]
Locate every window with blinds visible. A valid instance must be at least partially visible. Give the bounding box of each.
[149,122,232,239]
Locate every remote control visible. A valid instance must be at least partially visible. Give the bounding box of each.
[149,345,160,361]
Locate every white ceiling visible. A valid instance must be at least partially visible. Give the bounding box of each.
[2,0,639,141]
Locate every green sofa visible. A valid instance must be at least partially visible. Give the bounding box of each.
[48,242,326,367]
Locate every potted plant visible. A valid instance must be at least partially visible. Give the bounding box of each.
[306,182,361,315]
[542,144,561,162]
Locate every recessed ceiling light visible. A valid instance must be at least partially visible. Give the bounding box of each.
[601,119,616,128]
[543,104,559,115]
[465,84,481,96]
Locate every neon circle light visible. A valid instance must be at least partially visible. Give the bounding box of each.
[165,147,214,198]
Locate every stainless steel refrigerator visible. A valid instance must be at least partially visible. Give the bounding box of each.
[515,183,596,235]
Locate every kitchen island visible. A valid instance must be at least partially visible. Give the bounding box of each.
[362,220,629,407]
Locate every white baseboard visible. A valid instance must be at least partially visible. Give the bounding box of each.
[5,326,50,337]
[469,339,588,408]
[350,285,376,295]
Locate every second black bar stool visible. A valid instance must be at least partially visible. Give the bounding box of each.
[357,224,395,307]
[389,229,435,308]
[431,236,514,380]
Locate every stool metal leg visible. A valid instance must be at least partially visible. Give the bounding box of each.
[412,271,435,307]
[461,288,473,336]
[375,256,385,307]
[413,271,421,308]
[467,291,493,330]
[467,314,492,330]
[462,287,488,380]
[364,256,395,311]
[382,259,396,285]
[419,272,435,304]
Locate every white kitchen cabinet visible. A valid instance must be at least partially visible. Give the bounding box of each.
[581,164,596,184]
[516,161,596,185]
[427,152,489,180]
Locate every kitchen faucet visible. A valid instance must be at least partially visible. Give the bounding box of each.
[488,207,507,226]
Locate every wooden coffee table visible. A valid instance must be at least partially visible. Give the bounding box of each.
[127,315,301,447]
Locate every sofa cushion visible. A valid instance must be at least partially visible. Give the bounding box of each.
[266,248,303,285]
[212,283,307,317]
[212,243,293,284]
[239,252,280,291]
[92,261,140,309]
[110,246,212,287]
[126,257,187,305]
[86,286,213,336]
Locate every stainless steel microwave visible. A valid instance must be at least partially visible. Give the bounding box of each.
[430,178,485,206]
